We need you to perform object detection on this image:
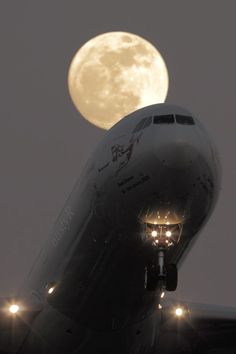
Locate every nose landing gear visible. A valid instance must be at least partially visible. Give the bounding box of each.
[143,219,182,292]
[145,250,178,292]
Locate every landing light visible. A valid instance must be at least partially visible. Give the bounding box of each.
[46,281,57,295]
[143,217,183,250]
[9,304,20,314]
[175,307,184,317]
[48,287,55,295]
[161,291,165,298]
[151,230,158,237]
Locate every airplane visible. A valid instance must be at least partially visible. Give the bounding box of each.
[0,103,235,354]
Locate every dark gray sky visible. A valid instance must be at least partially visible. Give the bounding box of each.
[0,1,235,305]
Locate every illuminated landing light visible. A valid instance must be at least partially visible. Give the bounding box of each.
[158,304,163,310]
[161,291,165,299]
[9,304,20,314]
[175,307,184,317]
[46,281,57,295]
[48,287,55,295]
[166,231,172,237]
[151,230,158,237]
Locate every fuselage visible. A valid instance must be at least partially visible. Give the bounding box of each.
[20,104,221,354]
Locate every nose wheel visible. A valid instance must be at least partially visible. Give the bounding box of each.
[165,263,178,291]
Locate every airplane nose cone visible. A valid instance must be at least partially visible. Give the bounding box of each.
[158,142,198,169]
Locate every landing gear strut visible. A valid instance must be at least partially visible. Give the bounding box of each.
[146,249,178,292]
[143,217,182,292]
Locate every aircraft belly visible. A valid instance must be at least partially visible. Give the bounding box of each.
[20,306,161,354]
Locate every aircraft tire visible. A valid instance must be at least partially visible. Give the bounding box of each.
[166,264,178,291]
[146,264,159,291]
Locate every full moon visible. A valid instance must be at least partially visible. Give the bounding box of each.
[68,32,169,130]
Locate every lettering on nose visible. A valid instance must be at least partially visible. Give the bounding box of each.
[51,206,75,248]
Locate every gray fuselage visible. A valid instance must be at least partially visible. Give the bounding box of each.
[20,104,221,354]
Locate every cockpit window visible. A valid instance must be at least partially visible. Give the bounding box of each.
[175,115,195,125]
[132,116,152,133]
[153,115,175,124]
